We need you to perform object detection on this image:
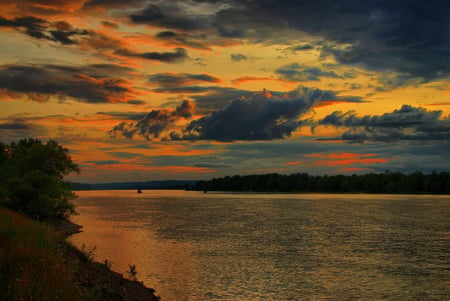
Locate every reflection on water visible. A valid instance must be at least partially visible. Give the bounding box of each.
[69,190,450,300]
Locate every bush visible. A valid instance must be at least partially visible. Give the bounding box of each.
[0,139,79,220]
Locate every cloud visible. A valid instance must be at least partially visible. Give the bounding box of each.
[110,86,345,141]
[319,105,450,141]
[0,63,136,104]
[82,0,147,10]
[0,1,86,16]
[289,44,315,51]
[0,116,47,142]
[154,31,213,50]
[128,0,450,82]
[130,3,210,31]
[148,73,221,87]
[0,15,189,64]
[96,112,147,121]
[230,53,247,62]
[0,120,33,130]
[85,160,122,166]
[109,100,195,140]
[0,16,89,45]
[275,63,344,81]
[115,47,188,63]
[183,87,337,141]
[272,0,450,81]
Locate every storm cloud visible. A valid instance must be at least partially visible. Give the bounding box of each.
[183,87,338,141]
[320,105,450,141]
[129,0,450,82]
[110,87,343,141]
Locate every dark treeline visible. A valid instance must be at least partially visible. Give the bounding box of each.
[194,171,450,194]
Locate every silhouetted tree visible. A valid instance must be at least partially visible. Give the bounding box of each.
[195,171,450,194]
[0,139,79,220]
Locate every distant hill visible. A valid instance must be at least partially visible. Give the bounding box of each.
[70,180,197,190]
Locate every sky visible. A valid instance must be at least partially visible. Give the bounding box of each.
[0,0,449,183]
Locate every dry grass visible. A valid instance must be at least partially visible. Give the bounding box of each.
[0,208,96,301]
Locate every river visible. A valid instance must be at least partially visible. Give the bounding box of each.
[68,190,450,300]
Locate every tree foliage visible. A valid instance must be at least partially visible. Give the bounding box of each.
[195,171,450,194]
[0,138,80,220]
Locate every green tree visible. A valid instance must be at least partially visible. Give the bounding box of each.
[0,138,80,220]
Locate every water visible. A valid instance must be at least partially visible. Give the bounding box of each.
[69,190,450,300]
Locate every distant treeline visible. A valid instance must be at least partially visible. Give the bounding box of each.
[194,171,450,194]
[70,180,197,191]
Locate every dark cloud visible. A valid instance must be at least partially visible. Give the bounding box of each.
[126,99,147,105]
[155,31,212,50]
[320,105,450,141]
[183,87,337,141]
[230,53,247,62]
[115,48,188,63]
[151,85,223,94]
[85,160,122,166]
[290,44,315,51]
[109,100,195,140]
[148,73,221,87]
[0,15,190,64]
[0,63,135,103]
[151,85,253,113]
[128,0,450,82]
[130,3,209,31]
[110,87,346,141]
[0,116,46,142]
[0,121,33,130]
[191,88,255,113]
[275,63,344,81]
[265,0,450,81]
[0,16,89,45]
[82,0,147,9]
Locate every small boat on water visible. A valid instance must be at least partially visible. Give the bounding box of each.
[137,189,142,193]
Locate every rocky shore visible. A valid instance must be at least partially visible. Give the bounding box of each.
[55,218,160,301]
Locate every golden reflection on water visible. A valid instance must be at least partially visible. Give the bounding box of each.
[69,191,450,300]
[69,192,200,301]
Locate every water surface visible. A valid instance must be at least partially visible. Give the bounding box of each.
[69,190,450,300]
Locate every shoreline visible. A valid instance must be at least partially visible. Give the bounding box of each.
[55,218,160,301]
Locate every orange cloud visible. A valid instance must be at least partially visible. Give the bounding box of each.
[285,161,303,165]
[424,102,450,106]
[0,1,86,18]
[306,153,377,159]
[339,167,370,172]
[232,76,294,85]
[306,152,390,166]
[312,100,357,108]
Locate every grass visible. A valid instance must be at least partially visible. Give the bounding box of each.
[0,207,96,301]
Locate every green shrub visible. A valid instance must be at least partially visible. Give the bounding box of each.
[0,139,79,220]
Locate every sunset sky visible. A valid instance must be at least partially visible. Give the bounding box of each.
[1,0,449,183]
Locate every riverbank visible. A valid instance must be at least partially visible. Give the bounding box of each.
[57,218,160,301]
[0,208,160,301]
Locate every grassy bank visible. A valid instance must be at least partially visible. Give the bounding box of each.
[0,207,93,300]
[0,208,159,301]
